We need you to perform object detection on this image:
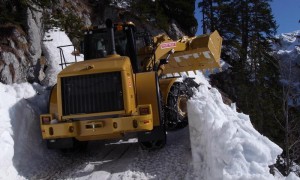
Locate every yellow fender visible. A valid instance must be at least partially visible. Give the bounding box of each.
[49,84,58,118]
[136,72,163,127]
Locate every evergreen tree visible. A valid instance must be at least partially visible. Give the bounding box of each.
[199,0,283,144]
[198,0,226,33]
[199,0,241,64]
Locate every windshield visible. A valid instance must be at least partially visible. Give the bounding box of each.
[84,30,128,60]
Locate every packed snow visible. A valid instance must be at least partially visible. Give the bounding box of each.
[0,29,299,179]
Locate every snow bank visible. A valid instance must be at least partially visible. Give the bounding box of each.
[0,82,51,179]
[42,27,83,86]
[0,27,81,179]
[0,83,35,179]
[187,73,283,180]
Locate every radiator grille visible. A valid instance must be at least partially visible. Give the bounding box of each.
[61,72,124,116]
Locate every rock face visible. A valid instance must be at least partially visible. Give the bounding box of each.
[47,0,92,27]
[0,6,45,84]
[27,7,45,83]
[102,7,186,40]
[102,0,195,39]
[27,7,43,66]
[0,25,30,84]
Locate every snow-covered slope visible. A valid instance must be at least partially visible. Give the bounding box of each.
[274,30,300,107]
[276,30,300,55]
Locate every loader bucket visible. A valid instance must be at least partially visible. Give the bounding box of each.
[162,31,222,75]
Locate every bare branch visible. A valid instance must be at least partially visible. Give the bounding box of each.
[289,139,300,150]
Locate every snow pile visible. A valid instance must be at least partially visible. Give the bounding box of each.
[0,82,52,179]
[42,27,83,86]
[187,73,283,180]
[0,83,46,179]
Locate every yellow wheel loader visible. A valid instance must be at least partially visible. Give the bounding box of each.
[40,19,222,150]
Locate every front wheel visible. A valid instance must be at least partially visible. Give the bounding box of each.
[165,80,195,130]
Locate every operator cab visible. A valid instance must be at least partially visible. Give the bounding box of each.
[82,22,139,72]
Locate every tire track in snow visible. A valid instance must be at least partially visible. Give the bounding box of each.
[68,142,138,179]
[31,140,137,179]
[120,128,192,180]
[30,128,192,179]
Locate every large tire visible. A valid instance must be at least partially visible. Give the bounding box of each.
[165,80,195,130]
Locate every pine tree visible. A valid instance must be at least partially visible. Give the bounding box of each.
[198,0,226,33]
[199,0,283,144]
[241,0,279,133]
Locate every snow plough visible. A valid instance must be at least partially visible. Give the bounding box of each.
[40,19,222,150]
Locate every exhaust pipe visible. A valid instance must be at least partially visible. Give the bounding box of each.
[105,19,117,55]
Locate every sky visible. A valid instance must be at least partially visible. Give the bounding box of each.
[271,0,299,34]
[195,0,300,35]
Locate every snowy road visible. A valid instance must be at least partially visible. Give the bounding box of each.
[26,128,191,179]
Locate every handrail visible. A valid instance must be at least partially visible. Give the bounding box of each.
[57,45,78,69]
